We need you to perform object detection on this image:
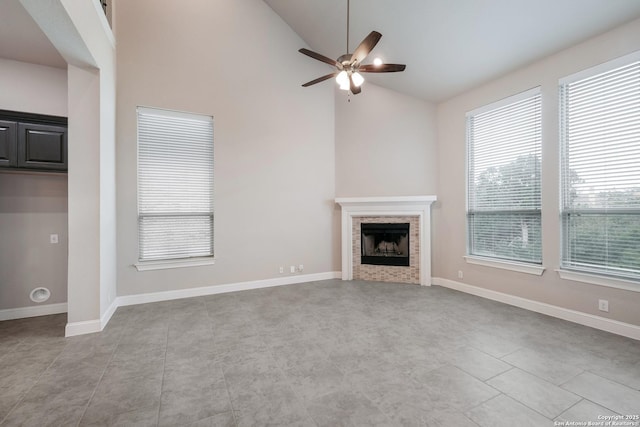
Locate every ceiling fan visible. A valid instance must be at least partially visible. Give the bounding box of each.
[298,0,406,95]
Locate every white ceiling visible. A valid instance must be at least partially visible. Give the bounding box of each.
[264,0,640,102]
[0,0,66,69]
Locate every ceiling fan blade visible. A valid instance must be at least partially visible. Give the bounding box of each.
[298,48,342,69]
[302,72,338,87]
[349,74,362,95]
[359,63,406,73]
[350,31,382,65]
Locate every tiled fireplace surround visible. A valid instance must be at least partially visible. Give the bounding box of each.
[353,216,420,284]
[336,196,437,286]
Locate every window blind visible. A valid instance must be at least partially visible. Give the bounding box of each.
[560,54,640,280]
[467,88,542,264]
[137,107,214,262]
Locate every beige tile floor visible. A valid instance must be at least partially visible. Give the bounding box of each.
[1,279,639,426]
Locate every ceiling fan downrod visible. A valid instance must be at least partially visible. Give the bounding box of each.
[346,0,350,54]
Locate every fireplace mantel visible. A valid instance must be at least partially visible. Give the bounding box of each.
[335,196,437,286]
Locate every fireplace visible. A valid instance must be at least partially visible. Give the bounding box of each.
[361,223,410,266]
[335,196,437,286]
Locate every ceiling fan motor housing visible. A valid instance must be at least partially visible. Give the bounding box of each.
[338,54,353,65]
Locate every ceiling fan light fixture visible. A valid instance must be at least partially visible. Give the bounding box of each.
[298,0,405,95]
[336,70,350,90]
[352,72,364,87]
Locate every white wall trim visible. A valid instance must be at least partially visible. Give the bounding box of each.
[433,277,640,341]
[464,255,545,276]
[135,257,216,272]
[559,50,640,85]
[91,0,116,48]
[63,294,116,338]
[0,302,67,321]
[100,298,118,330]
[466,86,541,117]
[556,269,640,293]
[65,319,102,337]
[117,271,341,307]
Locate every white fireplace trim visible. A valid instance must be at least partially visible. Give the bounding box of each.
[335,196,437,286]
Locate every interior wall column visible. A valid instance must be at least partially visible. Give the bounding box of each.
[66,65,102,329]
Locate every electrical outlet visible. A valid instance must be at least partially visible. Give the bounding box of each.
[50,234,59,244]
[290,266,296,274]
[279,266,284,274]
[598,299,609,312]
[298,264,304,272]
[457,270,463,279]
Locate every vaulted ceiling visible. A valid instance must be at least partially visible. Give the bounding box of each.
[2,0,640,103]
[264,0,640,102]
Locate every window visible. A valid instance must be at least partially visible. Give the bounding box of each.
[560,53,640,281]
[137,107,214,263]
[467,88,542,265]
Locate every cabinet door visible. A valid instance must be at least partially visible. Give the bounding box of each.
[18,123,68,171]
[0,120,17,168]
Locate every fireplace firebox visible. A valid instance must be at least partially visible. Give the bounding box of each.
[361,223,410,266]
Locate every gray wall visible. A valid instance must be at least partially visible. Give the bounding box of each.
[335,83,438,197]
[115,0,337,296]
[0,58,68,310]
[434,18,640,326]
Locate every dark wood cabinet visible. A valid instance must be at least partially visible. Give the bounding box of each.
[0,120,17,168]
[0,110,67,172]
[18,123,67,170]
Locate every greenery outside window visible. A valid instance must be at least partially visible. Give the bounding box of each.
[560,52,640,281]
[466,88,542,265]
[137,107,214,263]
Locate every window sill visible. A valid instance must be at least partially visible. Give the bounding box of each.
[135,257,215,271]
[556,269,640,293]
[464,256,545,276]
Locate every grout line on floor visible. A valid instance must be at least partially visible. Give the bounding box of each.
[154,325,170,426]
[1,316,68,425]
[482,365,515,383]
[74,316,130,427]
[204,298,238,427]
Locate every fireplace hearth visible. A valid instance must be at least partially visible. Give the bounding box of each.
[361,223,410,266]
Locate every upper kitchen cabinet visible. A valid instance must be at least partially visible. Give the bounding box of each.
[0,120,18,168]
[18,123,67,170]
[0,110,67,172]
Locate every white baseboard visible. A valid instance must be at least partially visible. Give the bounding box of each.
[432,277,640,341]
[101,298,118,329]
[117,271,341,307]
[0,302,67,321]
[64,318,102,337]
[64,298,119,337]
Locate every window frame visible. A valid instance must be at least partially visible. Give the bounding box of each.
[558,51,640,286]
[134,106,215,271]
[465,87,544,273]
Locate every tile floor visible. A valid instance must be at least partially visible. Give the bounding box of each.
[1,279,639,426]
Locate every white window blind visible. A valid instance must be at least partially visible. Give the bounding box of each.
[467,88,542,264]
[137,107,214,262]
[560,53,640,281]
